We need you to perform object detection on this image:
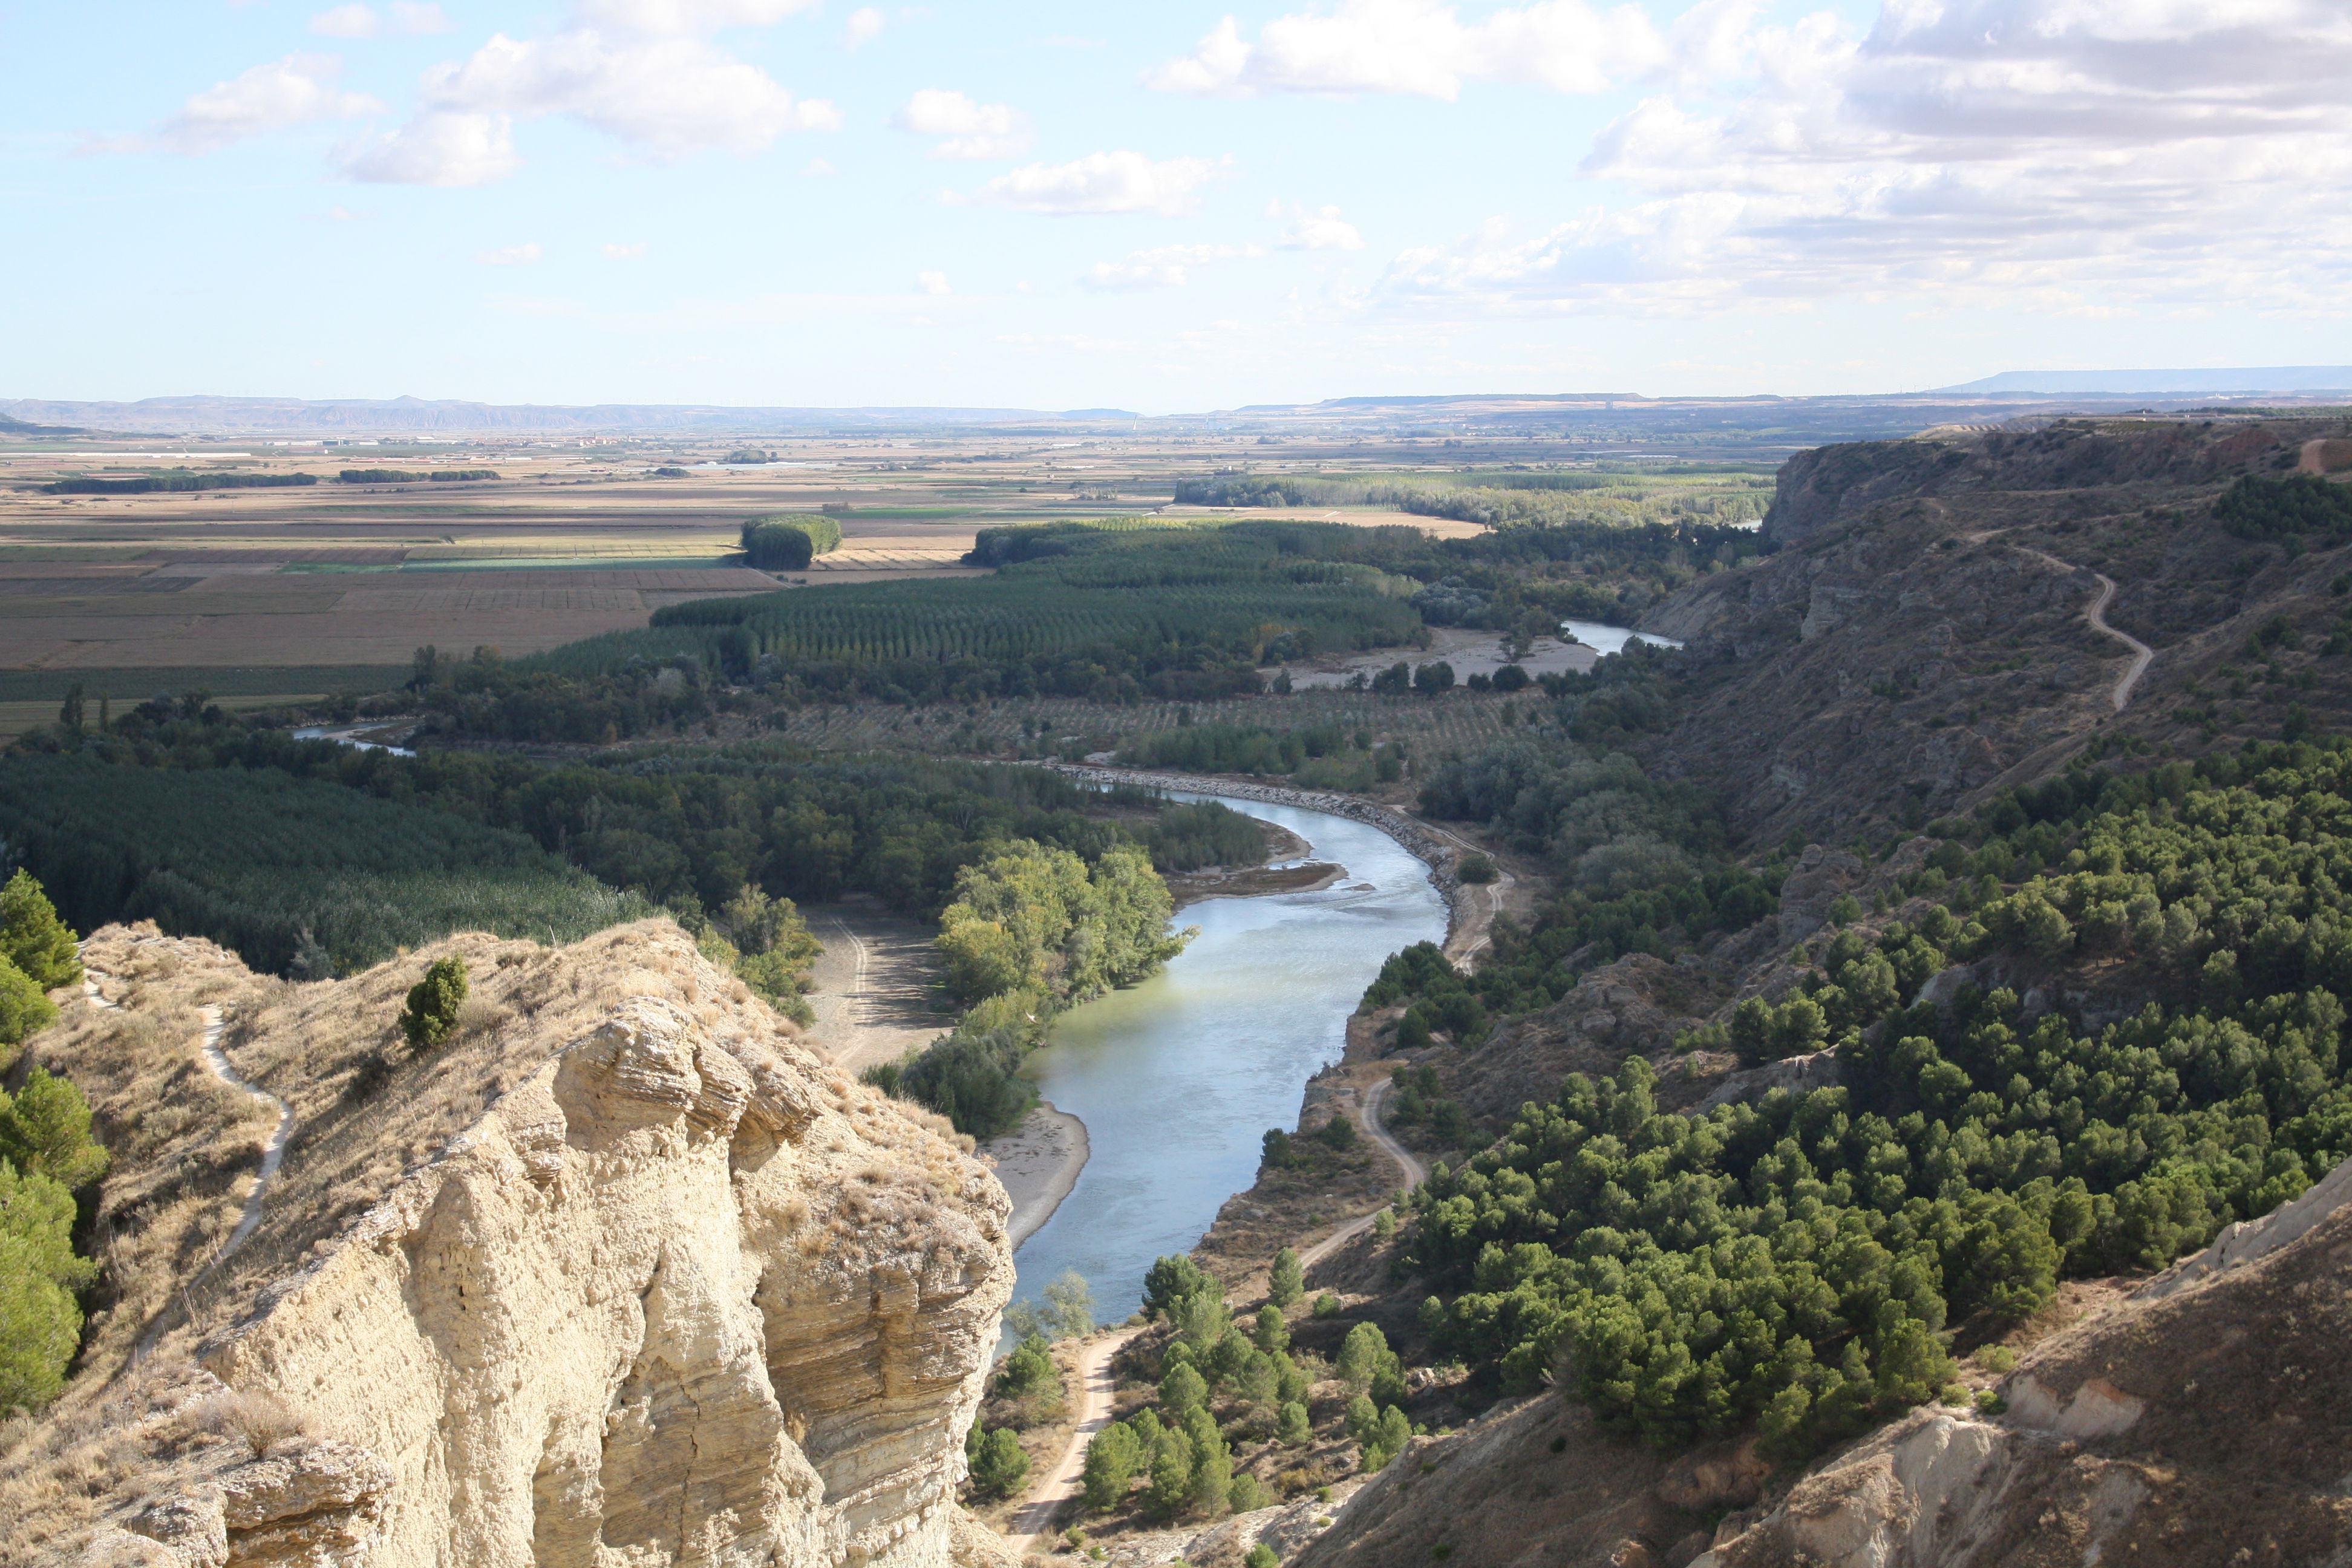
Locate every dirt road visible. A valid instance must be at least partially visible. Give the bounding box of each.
[1301,1076,1426,1270]
[800,904,948,1077]
[2016,546,2155,713]
[1005,1327,1143,1555]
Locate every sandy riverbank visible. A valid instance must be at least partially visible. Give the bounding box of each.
[982,1101,1089,1251]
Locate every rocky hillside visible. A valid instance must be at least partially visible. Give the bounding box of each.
[1288,1155,2352,1568]
[8,922,1017,1568]
[1245,417,2352,1568]
[1640,414,2352,846]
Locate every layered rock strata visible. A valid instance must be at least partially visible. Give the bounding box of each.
[82,984,1012,1568]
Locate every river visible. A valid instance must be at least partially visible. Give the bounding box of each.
[1004,793,1446,1331]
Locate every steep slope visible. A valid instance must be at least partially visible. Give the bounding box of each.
[1641,414,2352,846]
[8,921,1015,1568]
[1287,1154,2352,1568]
[1701,1171,2352,1567]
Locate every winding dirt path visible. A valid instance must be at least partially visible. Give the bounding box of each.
[1005,1327,1143,1555]
[2016,547,2155,713]
[1302,1077,1427,1270]
[82,968,292,1273]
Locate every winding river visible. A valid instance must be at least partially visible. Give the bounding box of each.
[1005,794,1446,1327]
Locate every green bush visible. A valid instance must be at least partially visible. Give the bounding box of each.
[740,520,815,571]
[0,871,81,991]
[994,1333,1059,1402]
[1082,1420,1143,1511]
[739,514,842,571]
[399,956,468,1052]
[0,1068,108,1191]
[0,960,58,1054]
[0,1159,97,1414]
[1269,1247,1303,1307]
[2214,473,2352,542]
[1457,854,1497,885]
[965,1423,1031,1500]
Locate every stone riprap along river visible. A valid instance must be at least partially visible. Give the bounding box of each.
[1005,793,1446,1328]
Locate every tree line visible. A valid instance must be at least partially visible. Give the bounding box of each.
[0,874,107,1416]
[1402,737,2352,1460]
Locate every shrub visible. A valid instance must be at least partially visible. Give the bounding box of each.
[1457,854,1497,885]
[1316,1114,1357,1151]
[1313,1292,1342,1318]
[1246,1543,1280,1568]
[0,958,58,1053]
[0,1158,97,1414]
[740,520,816,571]
[995,1333,1059,1401]
[0,871,80,990]
[399,956,468,1052]
[1082,1421,1143,1511]
[1269,1247,1304,1307]
[1145,1253,1215,1318]
[966,1424,1031,1500]
[1276,1400,1312,1447]
[0,1068,108,1191]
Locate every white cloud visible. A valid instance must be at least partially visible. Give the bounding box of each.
[151,54,383,153]
[917,269,951,295]
[892,89,1032,159]
[310,2,452,36]
[1373,0,2352,315]
[476,241,543,264]
[1280,205,1365,249]
[804,155,837,175]
[1081,243,1264,290]
[1148,0,1687,99]
[844,7,885,47]
[310,4,381,36]
[347,110,518,184]
[604,241,648,258]
[349,22,839,180]
[569,0,822,35]
[972,151,1224,216]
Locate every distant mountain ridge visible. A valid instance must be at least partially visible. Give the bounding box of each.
[1936,367,2352,395]
[0,394,1111,435]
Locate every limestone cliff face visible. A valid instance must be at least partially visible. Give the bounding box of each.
[82,968,1012,1568]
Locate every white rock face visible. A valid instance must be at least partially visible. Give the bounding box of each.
[106,996,1011,1568]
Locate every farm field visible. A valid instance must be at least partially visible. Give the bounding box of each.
[0,422,1765,730]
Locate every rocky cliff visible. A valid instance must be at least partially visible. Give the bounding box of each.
[1637,416,2352,846]
[16,923,1015,1568]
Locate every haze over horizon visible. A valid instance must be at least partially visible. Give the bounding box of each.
[8,1,2350,413]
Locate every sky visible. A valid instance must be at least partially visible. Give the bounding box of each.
[4,0,2350,413]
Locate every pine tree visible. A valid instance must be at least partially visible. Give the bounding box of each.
[0,871,80,991]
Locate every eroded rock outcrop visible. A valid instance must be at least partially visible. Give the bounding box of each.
[77,975,1011,1568]
[1699,1183,2352,1567]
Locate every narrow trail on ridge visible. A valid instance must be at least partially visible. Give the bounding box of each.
[2017,546,2155,712]
[82,957,293,1276]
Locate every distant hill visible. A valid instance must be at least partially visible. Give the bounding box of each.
[0,394,1111,435]
[0,410,85,436]
[1938,366,2352,395]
